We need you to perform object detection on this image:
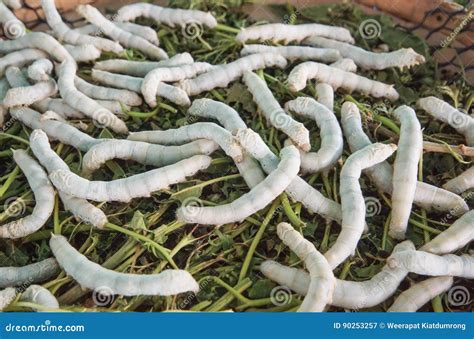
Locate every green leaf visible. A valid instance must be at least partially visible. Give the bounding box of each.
[248,279,275,299]
[130,210,147,231]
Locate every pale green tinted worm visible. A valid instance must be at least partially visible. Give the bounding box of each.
[0,49,48,77]
[20,285,59,310]
[240,44,341,62]
[27,58,54,82]
[64,44,101,63]
[74,76,143,106]
[3,79,57,108]
[0,258,60,288]
[443,166,474,194]
[73,22,159,46]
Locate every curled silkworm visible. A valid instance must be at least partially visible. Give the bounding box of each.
[74,22,159,46]
[287,62,399,101]
[0,49,48,76]
[49,155,212,202]
[417,96,474,146]
[116,3,217,28]
[240,44,341,62]
[340,102,469,215]
[304,36,425,70]
[389,105,423,240]
[277,222,335,312]
[236,128,342,222]
[315,83,334,111]
[142,62,213,107]
[64,44,101,63]
[19,285,59,310]
[0,150,55,239]
[0,288,16,311]
[387,276,453,312]
[443,166,474,194]
[329,58,357,72]
[82,139,219,174]
[0,258,60,288]
[177,146,300,225]
[285,97,343,173]
[93,53,194,76]
[74,76,142,106]
[243,71,311,151]
[3,78,57,108]
[41,0,123,54]
[27,58,54,82]
[77,4,168,60]
[236,23,354,44]
[50,234,199,296]
[261,240,415,309]
[0,1,24,40]
[128,123,243,162]
[179,53,287,96]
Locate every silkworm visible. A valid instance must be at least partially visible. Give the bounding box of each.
[82,139,219,174]
[236,23,354,44]
[0,1,24,40]
[128,123,243,162]
[49,155,212,202]
[417,96,474,146]
[304,36,425,70]
[74,22,159,46]
[285,97,343,173]
[141,62,213,107]
[93,53,194,76]
[177,146,300,225]
[3,0,22,10]
[0,49,48,76]
[287,62,399,101]
[443,166,474,194]
[64,44,101,63]
[389,105,423,240]
[261,240,415,309]
[41,0,123,54]
[179,53,288,96]
[236,128,342,222]
[0,150,55,239]
[19,285,59,310]
[3,78,57,107]
[0,288,16,311]
[240,44,341,62]
[96,99,129,115]
[388,248,474,279]
[341,101,469,215]
[27,58,54,82]
[77,4,168,60]
[330,58,357,72]
[116,3,217,28]
[315,83,334,111]
[74,76,143,106]
[50,234,199,296]
[277,222,335,312]
[0,258,60,288]
[91,69,190,106]
[387,276,453,312]
[243,71,310,151]
[0,77,9,126]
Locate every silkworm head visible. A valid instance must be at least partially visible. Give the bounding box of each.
[236,128,266,158]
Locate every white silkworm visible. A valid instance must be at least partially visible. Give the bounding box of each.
[236,128,342,222]
[443,166,474,194]
[116,3,217,28]
[3,78,57,107]
[285,97,343,173]
[93,53,194,76]
[141,62,213,107]
[341,102,469,215]
[389,105,423,240]
[49,155,212,202]
[0,258,60,288]
[177,146,300,225]
[0,150,55,239]
[179,53,287,96]
[91,69,190,106]
[288,62,399,100]
[421,210,474,255]
[77,5,168,60]
[243,71,310,151]
[82,139,219,174]
[236,23,354,44]
[128,123,243,162]
[0,32,71,61]
[40,0,123,54]
[96,100,129,115]
[240,44,341,62]
[50,234,199,296]
[277,222,335,312]
[27,58,54,82]
[417,96,474,146]
[0,49,48,76]
[304,36,425,70]
[64,44,101,63]
[261,240,416,309]
[388,247,474,279]
[20,285,59,310]
[0,288,15,311]
[387,276,453,312]
[315,83,334,111]
[74,76,142,106]
[74,22,159,46]
[0,77,9,126]
[3,0,22,10]
[329,58,357,72]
